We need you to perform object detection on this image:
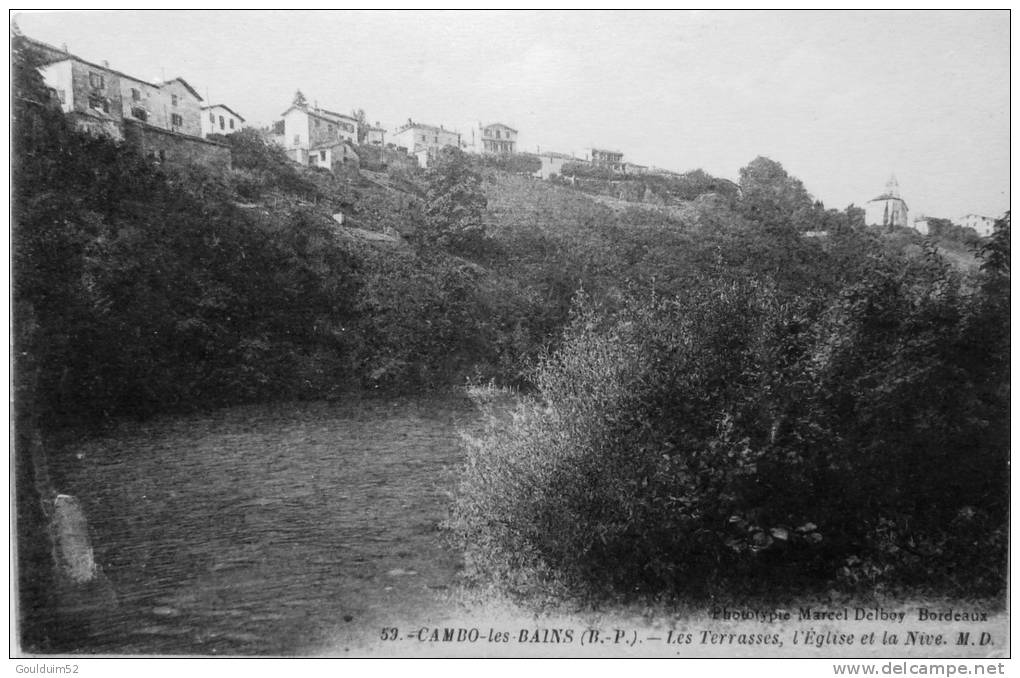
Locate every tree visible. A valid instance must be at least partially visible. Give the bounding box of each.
[351,108,368,144]
[420,146,488,254]
[738,156,814,230]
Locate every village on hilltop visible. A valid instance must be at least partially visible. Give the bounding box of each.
[20,33,999,238]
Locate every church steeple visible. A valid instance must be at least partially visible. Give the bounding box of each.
[885,174,900,199]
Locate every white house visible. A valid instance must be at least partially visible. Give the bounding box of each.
[959,213,996,237]
[390,119,461,163]
[280,102,358,164]
[476,122,518,154]
[533,152,582,180]
[307,139,359,170]
[201,104,245,138]
[364,123,386,146]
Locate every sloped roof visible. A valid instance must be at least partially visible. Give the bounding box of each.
[280,105,357,124]
[394,121,458,135]
[309,139,357,152]
[163,77,203,101]
[316,107,357,122]
[868,193,907,204]
[201,104,246,122]
[482,122,517,133]
[39,55,158,87]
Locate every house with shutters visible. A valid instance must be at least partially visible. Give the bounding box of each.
[390,119,462,167]
[477,122,518,154]
[279,100,359,165]
[26,35,228,167]
[201,104,246,138]
[364,123,386,146]
[584,147,625,171]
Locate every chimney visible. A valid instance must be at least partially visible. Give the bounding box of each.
[102,60,109,68]
[61,43,69,53]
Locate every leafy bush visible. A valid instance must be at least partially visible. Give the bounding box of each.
[213,128,322,200]
[419,146,490,255]
[452,241,1008,599]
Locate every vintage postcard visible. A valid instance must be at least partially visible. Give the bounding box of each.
[10,9,1009,666]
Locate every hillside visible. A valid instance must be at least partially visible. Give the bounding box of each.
[14,36,1009,657]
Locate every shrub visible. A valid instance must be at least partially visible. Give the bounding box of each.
[451,251,1008,599]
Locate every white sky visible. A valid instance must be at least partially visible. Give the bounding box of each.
[13,10,1010,219]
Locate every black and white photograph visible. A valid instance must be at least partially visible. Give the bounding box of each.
[10,9,1010,664]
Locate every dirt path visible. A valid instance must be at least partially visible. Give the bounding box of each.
[52,394,477,655]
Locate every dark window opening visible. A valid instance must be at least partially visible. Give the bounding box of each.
[131,106,147,121]
[171,113,183,127]
[88,96,109,113]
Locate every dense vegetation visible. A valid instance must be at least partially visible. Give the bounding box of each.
[452,218,1009,599]
[14,34,1008,604]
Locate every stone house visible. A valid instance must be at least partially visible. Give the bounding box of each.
[390,120,461,163]
[365,123,386,146]
[27,36,229,168]
[307,139,360,170]
[201,104,246,138]
[280,102,359,164]
[32,36,204,141]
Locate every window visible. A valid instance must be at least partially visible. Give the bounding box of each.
[320,151,326,161]
[131,106,147,121]
[229,119,235,130]
[219,115,225,130]
[132,88,141,101]
[171,113,183,127]
[88,96,109,113]
[421,134,426,141]
[171,94,179,107]
[159,150,166,161]
[89,72,105,88]
[434,135,438,143]
[496,130,501,138]
[209,112,215,123]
